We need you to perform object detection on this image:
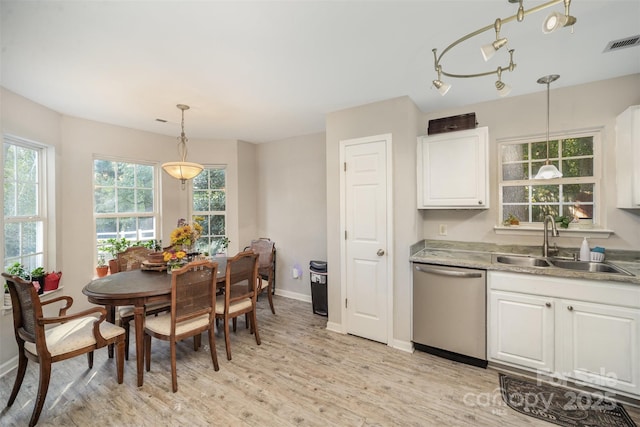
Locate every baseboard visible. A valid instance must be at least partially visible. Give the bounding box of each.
[0,355,18,379]
[274,288,311,303]
[391,339,413,353]
[326,321,344,334]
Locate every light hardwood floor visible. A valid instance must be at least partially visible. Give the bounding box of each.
[1,296,638,426]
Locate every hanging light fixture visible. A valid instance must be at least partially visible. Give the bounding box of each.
[162,104,204,188]
[431,0,576,97]
[534,74,563,179]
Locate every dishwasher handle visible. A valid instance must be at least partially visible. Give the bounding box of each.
[414,264,483,279]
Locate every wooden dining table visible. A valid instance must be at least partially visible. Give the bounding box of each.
[82,261,226,387]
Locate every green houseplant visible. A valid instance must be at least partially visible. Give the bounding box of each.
[96,255,109,277]
[5,262,29,307]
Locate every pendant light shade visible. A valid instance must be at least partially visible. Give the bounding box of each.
[534,74,563,180]
[162,104,204,187]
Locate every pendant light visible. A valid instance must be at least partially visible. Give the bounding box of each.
[162,104,204,188]
[534,75,563,179]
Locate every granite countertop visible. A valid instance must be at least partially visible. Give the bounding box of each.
[410,240,640,286]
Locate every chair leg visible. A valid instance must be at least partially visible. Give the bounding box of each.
[208,328,219,371]
[251,309,261,346]
[232,317,237,332]
[170,341,178,393]
[115,338,124,384]
[224,317,232,360]
[144,333,152,372]
[31,360,52,427]
[122,318,131,361]
[267,283,276,314]
[87,351,94,369]
[194,333,201,351]
[7,349,28,407]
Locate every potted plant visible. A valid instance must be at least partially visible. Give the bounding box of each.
[5,262,29,307]
[31,266,46,295]
[96,255,109,277]
[99,237,132,274]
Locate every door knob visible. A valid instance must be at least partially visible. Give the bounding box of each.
[377,249,385,256]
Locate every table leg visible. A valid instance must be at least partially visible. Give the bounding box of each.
[134,305,145,387]
[106,304,115,359]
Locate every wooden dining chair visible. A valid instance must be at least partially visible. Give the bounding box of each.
[246,238,276,314]
[215,250,260,360]
[143,260,220,392]
[116,246,171,359]
[2,273,125,427]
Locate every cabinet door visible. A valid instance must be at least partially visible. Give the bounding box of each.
[558,300,640,397]
[488,290,554,372]
[616,105,640,208]
[417,127,489,209]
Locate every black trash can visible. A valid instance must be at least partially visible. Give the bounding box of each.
[310,260,328,316]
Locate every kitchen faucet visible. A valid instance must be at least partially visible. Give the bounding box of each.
[542,215,559,257]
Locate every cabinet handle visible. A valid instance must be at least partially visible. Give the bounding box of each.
[567,305,574,311]
[545,302,551,308]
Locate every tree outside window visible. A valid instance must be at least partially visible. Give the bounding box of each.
[3,138,45,272]
[499,134,597,225]
[192,167,227,254]
[93,159,158,259]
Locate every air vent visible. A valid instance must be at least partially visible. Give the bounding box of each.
[603,35,640,53]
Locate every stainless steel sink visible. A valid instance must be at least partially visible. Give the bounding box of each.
[493,255,552,267]
[549,259,634,276]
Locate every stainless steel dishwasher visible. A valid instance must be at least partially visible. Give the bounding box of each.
[412,263,487,368]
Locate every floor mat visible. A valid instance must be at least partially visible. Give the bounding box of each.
[499,373,637,427]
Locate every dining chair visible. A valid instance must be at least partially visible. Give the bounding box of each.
[143,260,220,392]
[116,246,171,360]
[2,273,125,427]
[245,238,276,314]
[215,250,260,360]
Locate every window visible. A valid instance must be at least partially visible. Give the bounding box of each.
[499,132,599,226]
[192,167,227,254]
[93,159,158,257]
[3,137,46,272]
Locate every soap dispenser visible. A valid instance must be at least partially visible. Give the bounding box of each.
[579,237,590,261]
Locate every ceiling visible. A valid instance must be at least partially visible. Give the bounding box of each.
[1,1,639,143]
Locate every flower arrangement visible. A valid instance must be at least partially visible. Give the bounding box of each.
[163,248,187,270]
[169,217,204,248]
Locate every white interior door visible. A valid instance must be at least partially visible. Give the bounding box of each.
[341,135,391,344]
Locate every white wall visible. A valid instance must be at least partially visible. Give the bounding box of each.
[255,132,327,301]
[419,74,640,250]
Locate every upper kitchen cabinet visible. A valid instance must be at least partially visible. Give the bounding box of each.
[616,105,640,209]
[417,127,489,209]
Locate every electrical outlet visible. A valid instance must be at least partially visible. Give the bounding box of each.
[439,224,448,236]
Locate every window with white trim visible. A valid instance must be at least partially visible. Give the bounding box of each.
[499,131,599,226]
[192,167,227,254]
[93,158,158,259]
[3,136,46,272]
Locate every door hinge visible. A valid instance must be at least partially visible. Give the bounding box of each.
[344,162,347,172]
[345,298,348,309]
[345,230,347,240]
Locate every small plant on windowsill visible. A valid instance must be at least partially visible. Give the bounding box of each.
[96,255,109,277]
[554,215,572,229]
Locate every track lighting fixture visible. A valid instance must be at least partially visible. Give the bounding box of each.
[432,0,577,97]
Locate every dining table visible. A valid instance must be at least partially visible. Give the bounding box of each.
[82,260,226,387]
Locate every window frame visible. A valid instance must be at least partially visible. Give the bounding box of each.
[497,128,602,229]
[3,135,48,272]
[92,156,160,260]
[189,165,227,255]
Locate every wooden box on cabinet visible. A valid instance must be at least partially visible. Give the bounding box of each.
[417,126,489,209]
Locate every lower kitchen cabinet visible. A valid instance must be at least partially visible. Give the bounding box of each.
[488,271,640,398]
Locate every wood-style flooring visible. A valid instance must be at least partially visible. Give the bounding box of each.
[1,296,638,426]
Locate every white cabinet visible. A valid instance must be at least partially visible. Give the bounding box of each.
[417,127,489,209]
[557,300,640,396]
[489,291,554,373]
[616,105,640,208]
[488,271,640,398]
